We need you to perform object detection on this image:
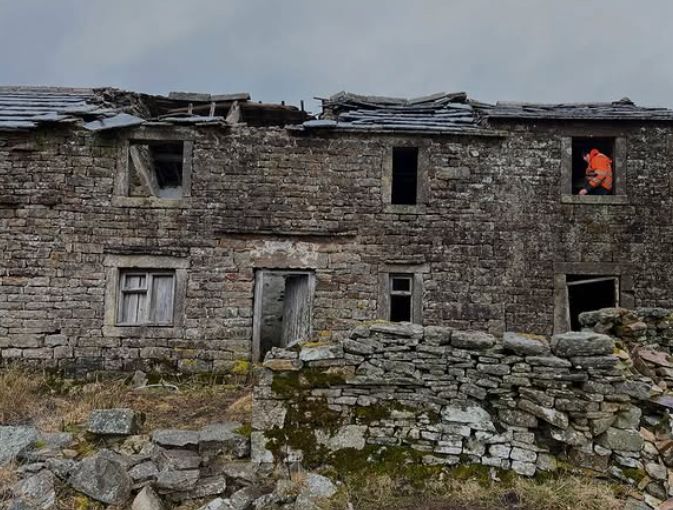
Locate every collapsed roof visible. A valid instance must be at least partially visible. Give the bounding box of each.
[0,86,309,132]
[2,86,673,134]
[487,97,673,121]
[300,91,500,136]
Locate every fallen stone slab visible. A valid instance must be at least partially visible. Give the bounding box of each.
[199,423,249,459]
[169,475,227,502]
[550,331,614,357]
[88,408,142,436]
[0,426,39,465]
[229,487,265,510]
[503,332,550,356]
[128,460,159,485]
[69,453,132,505]
[132,486,164,510]
[155,468,200,493]
[152,447,201,471]
[20,432,74,463]
[152,429,200,448]
[12,470,56,510]
[197,498,235,510]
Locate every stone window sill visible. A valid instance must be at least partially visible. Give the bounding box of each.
[561,195,629,205]
[112,196,189,209]
[383,204,427,215]
[103,325,185,338]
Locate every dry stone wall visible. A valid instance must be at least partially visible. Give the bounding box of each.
[252,315,673,502]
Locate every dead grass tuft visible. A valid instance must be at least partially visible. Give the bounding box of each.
[0,463,18,500]
[339,472,625,510]
[0,367,49,425]
[227,392,253,421]
[0,367,251,433]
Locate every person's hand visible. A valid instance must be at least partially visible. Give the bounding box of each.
[579,189,588,195]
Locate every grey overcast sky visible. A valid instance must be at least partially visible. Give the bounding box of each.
[0,0,671,113]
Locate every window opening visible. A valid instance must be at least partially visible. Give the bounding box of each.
[571,137,615,196]
[566,275,618,331]
[129,141,185,199]
[391,147,418,205]
[390,274,413,322]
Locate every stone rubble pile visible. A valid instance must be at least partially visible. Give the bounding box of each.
[0,409,336,510]
[254,314,673,509]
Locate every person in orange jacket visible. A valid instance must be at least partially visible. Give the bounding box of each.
[578,148,613,195]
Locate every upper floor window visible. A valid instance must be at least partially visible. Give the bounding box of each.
[113,131,193,207]
[129,140,187,199]
[560,136,627,204]
[391,147,419,205]
[571,137,615,196]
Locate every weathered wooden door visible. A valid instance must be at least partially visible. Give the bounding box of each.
[281,275,312,346]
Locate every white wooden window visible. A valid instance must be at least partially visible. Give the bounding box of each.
[117,270,175,326]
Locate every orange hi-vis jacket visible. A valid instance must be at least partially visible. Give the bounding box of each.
[585,149,613,191]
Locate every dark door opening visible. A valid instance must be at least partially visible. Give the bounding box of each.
[253,270,314,362]
[571,137,615,195]
[567,275,618,331]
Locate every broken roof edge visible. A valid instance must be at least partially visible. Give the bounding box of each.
[290,122,506,138]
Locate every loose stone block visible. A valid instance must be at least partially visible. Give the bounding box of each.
[152,429,200,448]
[550,332,614,357]
[451,331,496,350]
[88,408,142,436]
[503,332,550,356]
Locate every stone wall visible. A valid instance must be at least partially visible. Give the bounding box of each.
[1,119,673,374]
[252,315,673,501]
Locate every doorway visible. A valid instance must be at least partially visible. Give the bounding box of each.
[566,275,619,331]
[252,270,315,362]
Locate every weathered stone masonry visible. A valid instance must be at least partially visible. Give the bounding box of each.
[252,310,673,491]
[2,89,673,373]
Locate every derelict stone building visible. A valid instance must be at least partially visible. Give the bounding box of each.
[1,86,673,374]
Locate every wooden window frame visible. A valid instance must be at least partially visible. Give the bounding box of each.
[117,269,176,327]
[378,264,427,324]
[103,254,188,338]
[112,127,194,208]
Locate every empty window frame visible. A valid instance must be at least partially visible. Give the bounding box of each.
[389,274,414,322]
[571,137,615,195]
[391,147,419,205]
[117,269,176,326]
[252,270,316,362]
[566,275,619,331]
[128,140,186,199]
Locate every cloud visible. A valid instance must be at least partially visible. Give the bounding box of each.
[0,0,671,109]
